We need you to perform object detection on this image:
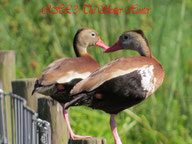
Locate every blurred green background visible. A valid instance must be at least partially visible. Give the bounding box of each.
[1,0,192,143]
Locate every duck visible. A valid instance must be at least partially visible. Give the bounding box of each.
[32,28,110,139]
[66,30,165,144]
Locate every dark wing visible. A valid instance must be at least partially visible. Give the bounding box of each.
[66,70,147,114]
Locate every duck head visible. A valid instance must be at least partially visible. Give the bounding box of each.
[105,30,152,57]
[74,28,110,57]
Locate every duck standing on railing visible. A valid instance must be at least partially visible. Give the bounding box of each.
[32,28,109,139]
[66,30,164,144]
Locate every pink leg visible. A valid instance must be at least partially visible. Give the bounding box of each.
[110,114,122,144]
[62,106,92,139]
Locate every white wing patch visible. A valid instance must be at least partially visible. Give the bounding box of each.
[57,71,91,83]
[137,65,156,97]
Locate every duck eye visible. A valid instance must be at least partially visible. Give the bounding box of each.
[90,32,96,37]
[123,35,129,40]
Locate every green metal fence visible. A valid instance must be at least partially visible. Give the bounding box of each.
[0,90,51,144]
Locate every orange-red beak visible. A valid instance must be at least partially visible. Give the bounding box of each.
[104,40,123,53]
[96,37,110,49]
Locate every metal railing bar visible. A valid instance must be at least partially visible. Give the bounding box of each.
[4,93,9,142]
[23,108,27,144]
[3,93,26,105]
[14,97,18,144]
[10,96,15,144]
[28,112,32,144]
[0,92,6,143]
[26,108,29,144]
[20,100,23,144]
[17,100,21,144]
[32,115,36,144]
[0,90,51,144]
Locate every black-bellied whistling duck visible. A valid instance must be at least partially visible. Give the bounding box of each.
[32,28,109,139]
[66,30,164,144]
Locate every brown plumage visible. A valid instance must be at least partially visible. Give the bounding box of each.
[71,56,164,96]
[32,28,109,102]
[35,55,99,91]
[66,30,164,144]
[32,28,109,139]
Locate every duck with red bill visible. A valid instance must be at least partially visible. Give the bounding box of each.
[32,28,110,139]
[66,30,164,144]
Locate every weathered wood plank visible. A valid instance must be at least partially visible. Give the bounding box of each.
[0,50,15,92]
[38,97,69,144]
[0,50,15,144]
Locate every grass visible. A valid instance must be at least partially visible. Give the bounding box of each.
[1,0,192,143]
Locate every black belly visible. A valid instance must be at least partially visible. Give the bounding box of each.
[49,78,82,104]
[86,71,148,114]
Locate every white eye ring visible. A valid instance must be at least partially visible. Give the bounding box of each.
[90,32,96,37]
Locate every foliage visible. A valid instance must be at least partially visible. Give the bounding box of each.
[1,0,192,143]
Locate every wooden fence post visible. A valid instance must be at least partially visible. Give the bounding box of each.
[0,50,15,92]
[11,78,107,144]
[38,98,107,144]
[0,50,15,144]
[38,98,69,144]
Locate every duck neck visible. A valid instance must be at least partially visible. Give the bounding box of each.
[73,43,88,57]
[73,29,88,57]
[137,39,152,57]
